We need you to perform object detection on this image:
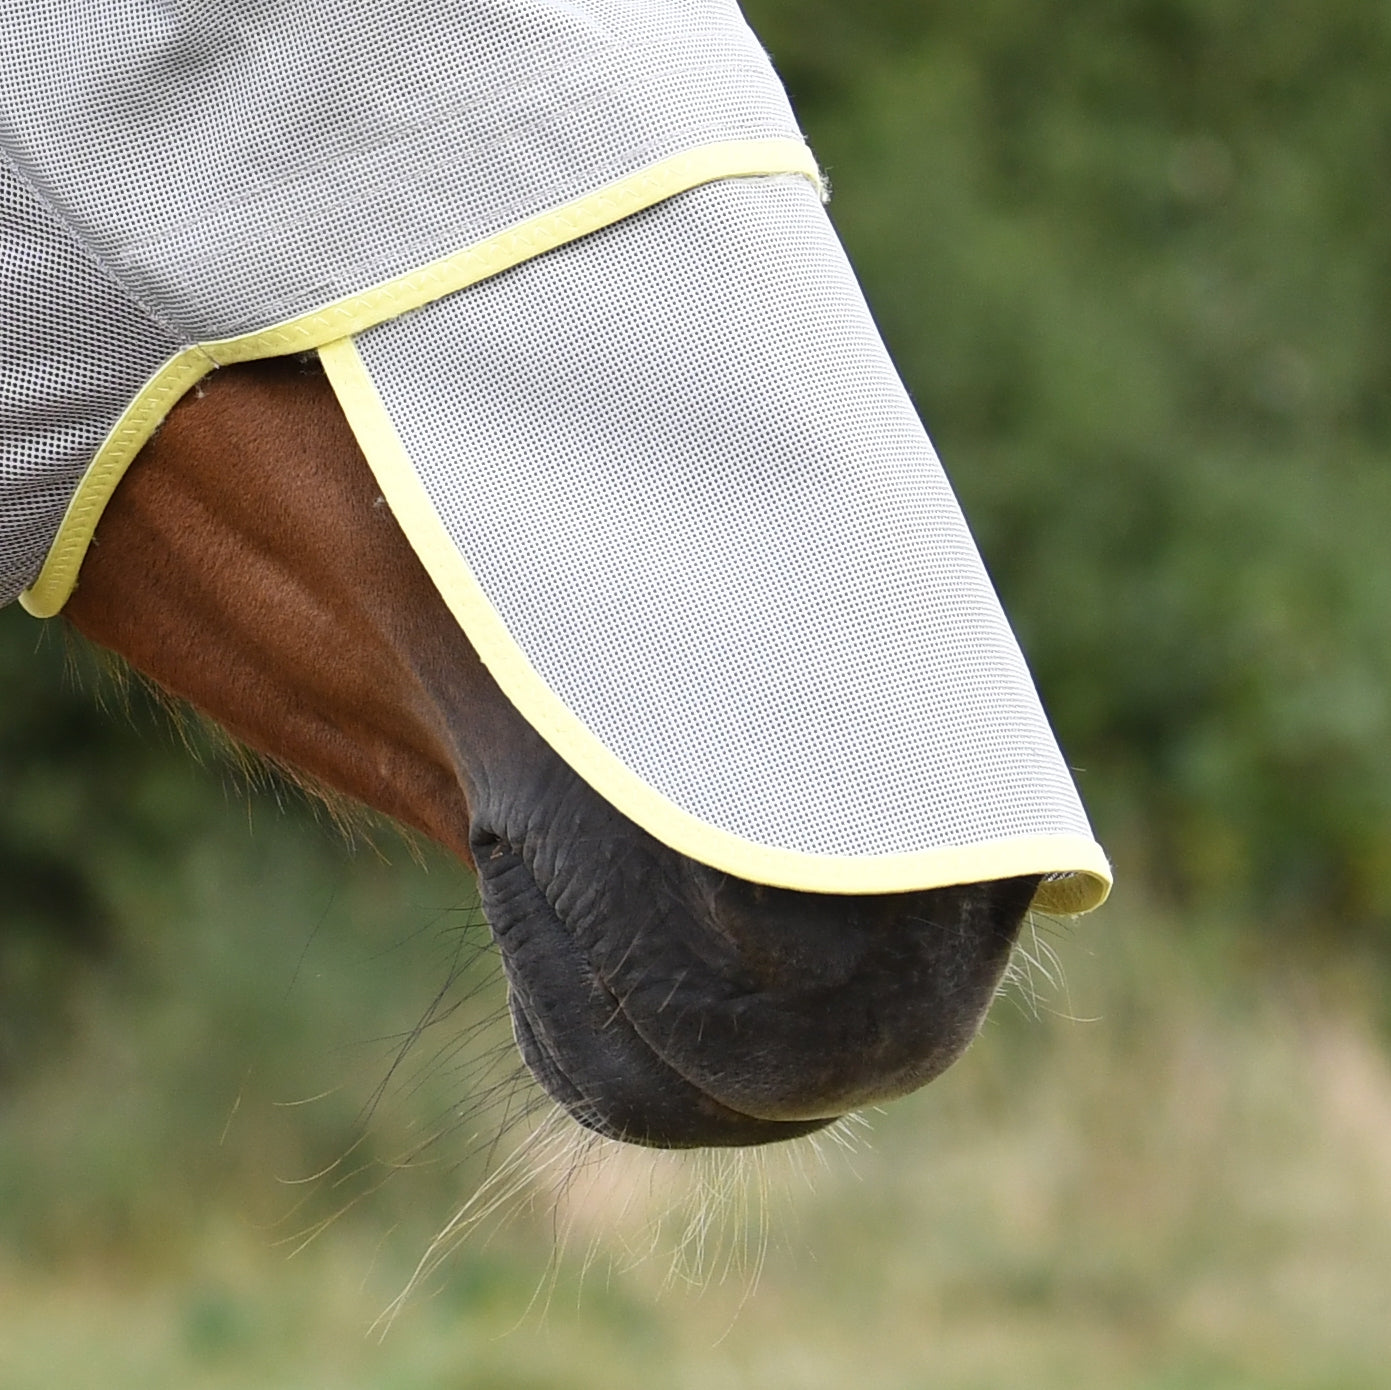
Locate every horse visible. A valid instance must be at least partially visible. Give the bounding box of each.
[58,351,1044,1151]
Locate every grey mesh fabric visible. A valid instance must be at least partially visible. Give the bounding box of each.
[1,0,803,606]
[1,156,186,601]
[1,1,1110,909]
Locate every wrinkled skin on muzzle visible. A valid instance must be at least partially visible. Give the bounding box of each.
[64,357,1038,1150]
[470,755,1037,1147]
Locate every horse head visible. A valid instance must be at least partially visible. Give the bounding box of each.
[4,0,1108,1152]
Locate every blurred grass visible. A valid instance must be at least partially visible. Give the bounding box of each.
[2,838,1389,1388]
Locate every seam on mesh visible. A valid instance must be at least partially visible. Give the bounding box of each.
[0,143,191,349]
[91,34,776,268]
[215,146,819,335]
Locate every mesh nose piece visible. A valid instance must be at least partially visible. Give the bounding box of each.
[320,175,1111,912]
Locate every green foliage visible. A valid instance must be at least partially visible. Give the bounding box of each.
[0,621,180,1076]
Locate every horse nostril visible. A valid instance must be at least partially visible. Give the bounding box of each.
[468,828,512,864]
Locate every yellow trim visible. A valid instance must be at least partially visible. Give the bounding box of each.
[19,351,216,616]
[319,335,1112,912]
[20,138,822,618]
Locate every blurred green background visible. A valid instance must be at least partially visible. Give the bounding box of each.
[3,2,1390,1385]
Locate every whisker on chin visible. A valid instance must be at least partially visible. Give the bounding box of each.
[344,1062,876,1334]
[274,867,1005,1331]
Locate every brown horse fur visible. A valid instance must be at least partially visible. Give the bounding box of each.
[65,356,486,863]
[61,356,1038,1148]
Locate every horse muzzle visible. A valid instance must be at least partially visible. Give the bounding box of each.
[469,781,1037,1149]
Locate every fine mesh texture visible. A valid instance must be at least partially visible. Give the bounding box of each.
[0,0,800,603]
[0,153,185,603]
[351,176,1095,860]
[0,0,797,337]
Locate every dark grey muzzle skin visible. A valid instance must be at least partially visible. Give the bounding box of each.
[453,687,1039,1149]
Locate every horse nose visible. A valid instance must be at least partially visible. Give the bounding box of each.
[625,867,1040,1125]
[694,868,918,991]
[467,752,1039,1145]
